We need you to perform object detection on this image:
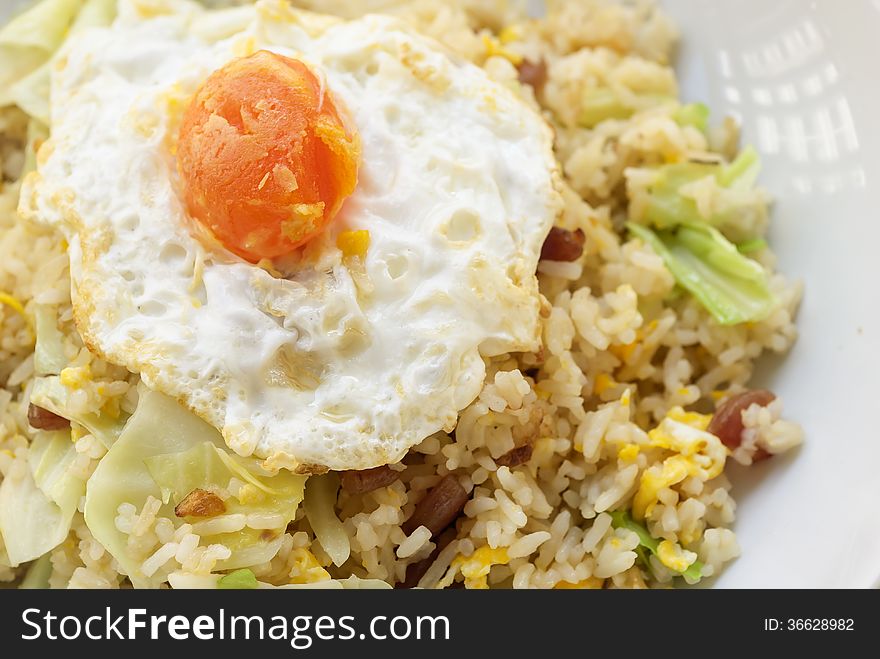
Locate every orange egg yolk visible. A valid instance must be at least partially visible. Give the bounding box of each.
[177,50,360,262]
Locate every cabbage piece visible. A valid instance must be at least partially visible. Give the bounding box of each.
[0,0,83,108]
[0,460,70,567]
[635,146,763,238]
[20,553,53,589]
[1,0,117,122]
[735,238,767,254]
[610,510,703,582]
[303,473,350,567]
[33,304,67,376]
[628,223,776,325]
[0,431,84,567]
[85,388,306,588]
[672,102,709,134]
[29,429,84,513]
[29,375,125,448]
[145,440,306,571]
[579,87,672,128]
[217,568,258,590]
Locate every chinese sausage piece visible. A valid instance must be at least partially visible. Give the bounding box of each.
[540,227,585,262]
[402,474,469,537]
[27,403,70,431]
[340,465,400,495]
[708,389,777,462]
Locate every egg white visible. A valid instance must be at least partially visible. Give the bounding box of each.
[21,0,563,471]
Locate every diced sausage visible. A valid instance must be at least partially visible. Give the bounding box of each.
[340,465,400,494]
[402,474,469,537]
[174,488,226,518]
[27,404,70,431]
[496,443,533,468]
[540,227,585,262]
[517,58,548,92]
[708,389,776,461]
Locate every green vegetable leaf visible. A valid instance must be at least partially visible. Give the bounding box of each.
[30,375,125,449]
[217,569,258,590]
[633,144,765,243]
[672,102,709,134]
[735,238,768,254]
[0,0,117,122]
[579,87,672,128]
[717,145,760,188]
[628,222,776,325]
[85,387,306,588]
[0,430,84,567]
[610,510,703,582]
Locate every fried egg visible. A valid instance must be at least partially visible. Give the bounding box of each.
[21,0,563,471]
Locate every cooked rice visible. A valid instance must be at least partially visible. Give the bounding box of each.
[0,0,804,589]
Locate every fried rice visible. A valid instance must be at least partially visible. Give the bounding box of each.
[0,0,803,589]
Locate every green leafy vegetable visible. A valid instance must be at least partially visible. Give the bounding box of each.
[634,145,764,242]
[303,473,350,568]
[20,553,53,589]
[610,510,703,582]
[628,222,776,325]
[0,0,117,123]
[217,568,258,590]
[30,375,125,448]
[717,145,760,189]
[579,87,672,128]
[735,238,768,254]
[672,102,710,134]
[84,387,306,588]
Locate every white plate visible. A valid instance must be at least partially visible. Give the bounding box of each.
[3,0,879,587]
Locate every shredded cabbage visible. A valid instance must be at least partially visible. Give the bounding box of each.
[19,553,53,589]
[610,510,703,582]
[85,387,306,588]
[29,375,124,448]
[303,473,350,567]
[0,430,84,566]
[628,222,776,325]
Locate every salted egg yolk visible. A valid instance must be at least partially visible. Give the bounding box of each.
[177,50,360,262]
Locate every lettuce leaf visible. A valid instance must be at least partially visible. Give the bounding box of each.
[84,388,306,588]
[303,473,350,567]
[610,510,703,582]
[628,222,776,325]
[29,375,125,448]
